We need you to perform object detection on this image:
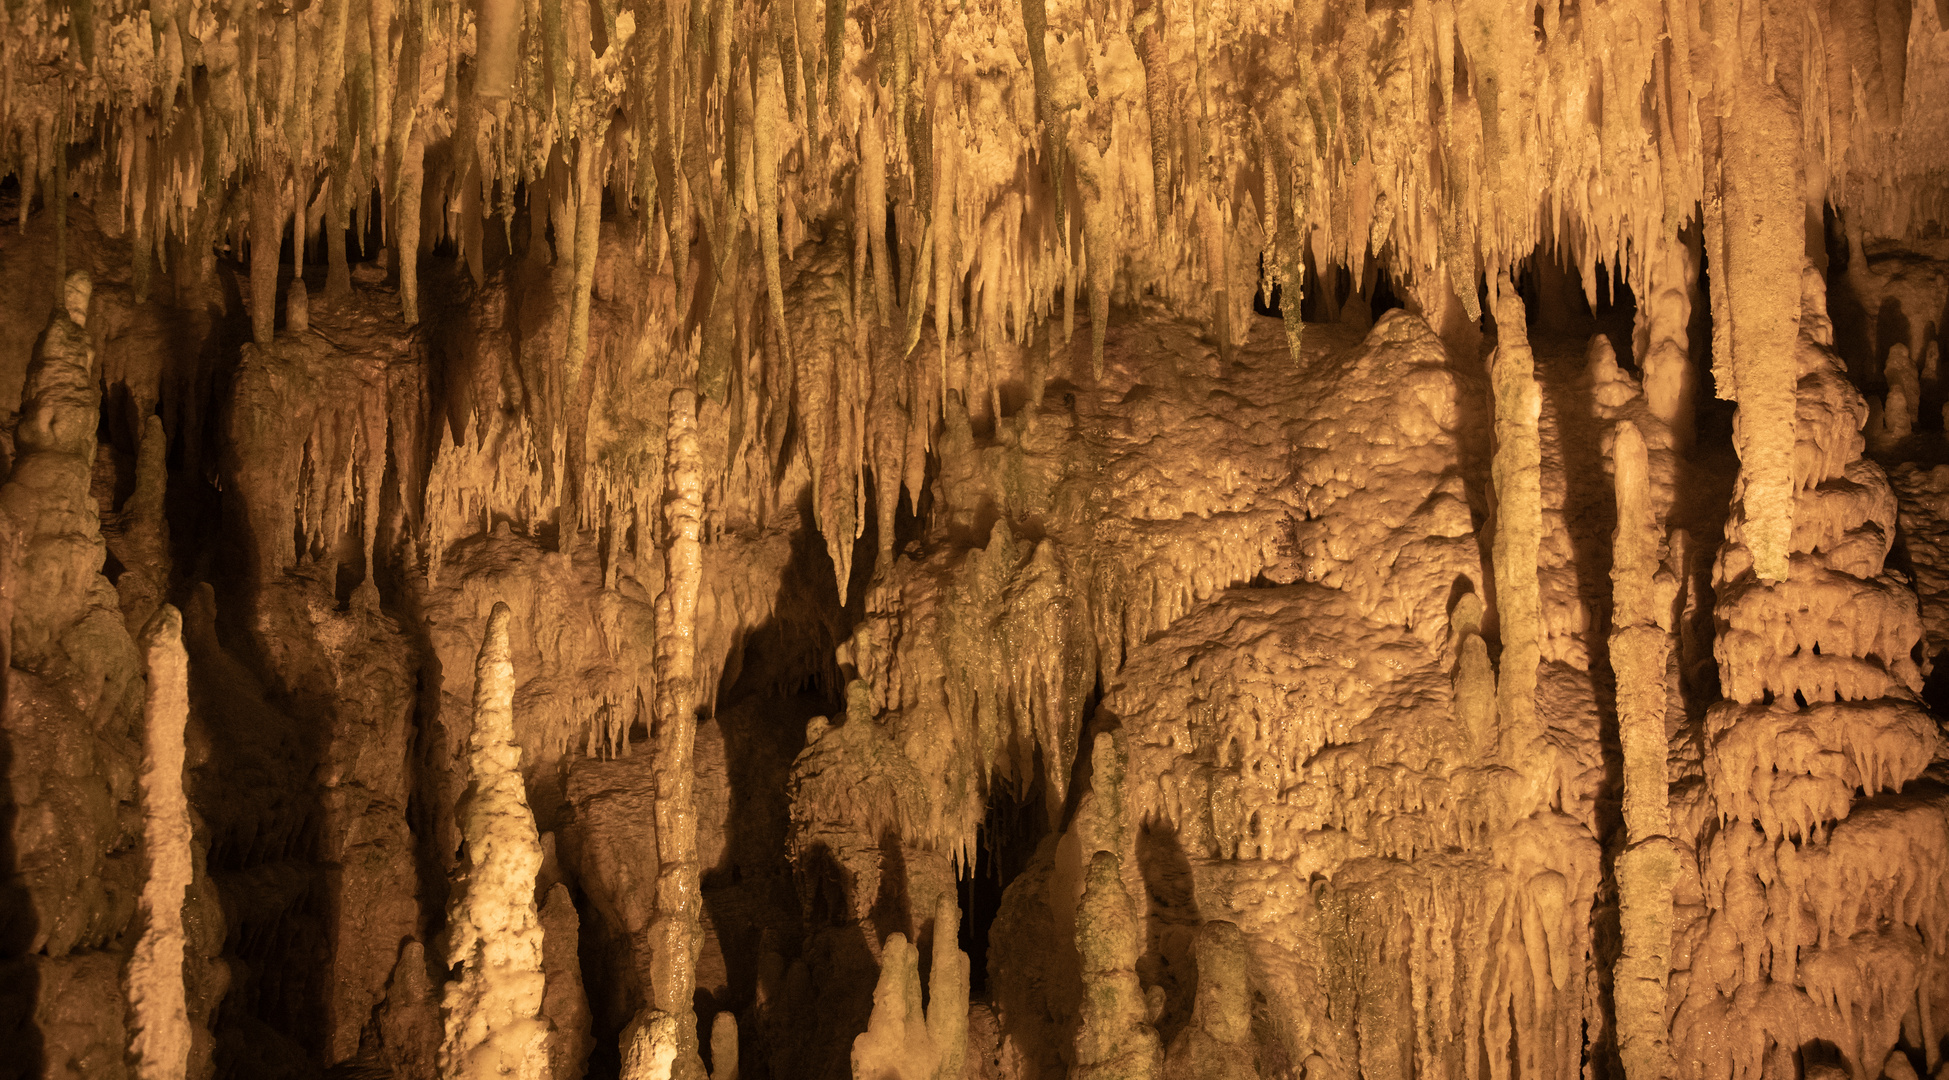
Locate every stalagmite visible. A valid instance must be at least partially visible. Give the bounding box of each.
[648,390,707,1080]
[1490,273,1542,764]
[438,603,551,1079]
[709,1013,740,1080]
[850,894,971,1080]
[1886,343,1919,439]
[540,883,594,1080]
[621,1012,681,1080]
[621,1010,739,1080]
[1451,593,1497,758]
[126,605,192,1080]
[1071,850,1161,1080]
[1608,422,1676,1080]
[1069,730,1159,1080]
[1162,922,1258,1080]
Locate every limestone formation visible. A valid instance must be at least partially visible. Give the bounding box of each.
[6,0,1949,1076]
[438,603,550,1079]
[1491,273,1543,767]
[648,389,709,1080]
[539,883,595,1080]
[851,894,971,1080]
[1162,922,1259,1080]
[1072,852,1161,1080]
[1887,343,1921,439]
[127,605,192,1080]
[1608,422,1677,1080]
[1071,732,1159,1080]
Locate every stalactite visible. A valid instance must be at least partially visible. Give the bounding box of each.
[1267,132,1304,364]
[438,602,551,1079]
[861,102,894,328]
[1608,422,1676,1080]
[117,416,173,634]
[127,605,192,1080]
[397,125,428,324]
[1019,0,1063,240]
[250,165,283,345]
[648,390,707,1080]
[755,33,792,385]
[1080,149,1114,380]
[1635,228,1699,448]
[1133,0,1172,234]
[1707,52,1802,585]
[1490,272,1541,767]
[477,0,524,99]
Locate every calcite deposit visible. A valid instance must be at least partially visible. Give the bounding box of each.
[4,0,1949,1078]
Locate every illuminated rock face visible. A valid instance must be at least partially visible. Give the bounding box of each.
[6,2,1949,1079]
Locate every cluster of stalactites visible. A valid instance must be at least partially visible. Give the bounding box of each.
[15,0,1931,383]
[10,0,1938,642]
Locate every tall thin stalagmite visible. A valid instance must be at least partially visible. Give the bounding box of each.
[126,605,191,1080]
[647,389,707,1079]
[438,602,550,1079]
[1490,273,1542,767]
[1608,422,1676,1080]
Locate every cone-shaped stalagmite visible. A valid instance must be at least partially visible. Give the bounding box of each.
[1163,921,1259,1080]
[438,603,550,1079]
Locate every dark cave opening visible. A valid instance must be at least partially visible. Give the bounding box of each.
[957,783,1048,1000]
